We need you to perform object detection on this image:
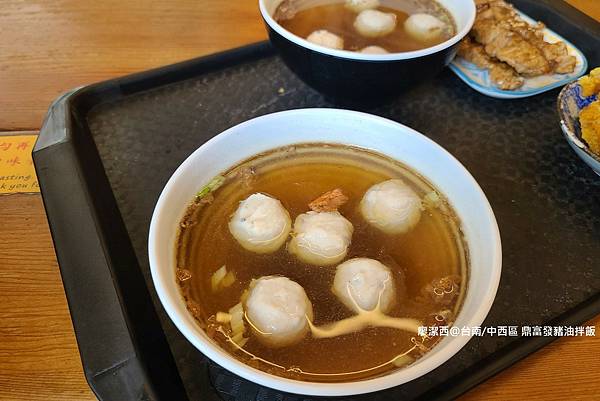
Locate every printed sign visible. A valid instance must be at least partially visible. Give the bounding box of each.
[0,134,39,194]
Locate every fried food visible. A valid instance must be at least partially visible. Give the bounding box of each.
[458,37,524,90]
[461,0,577,89]
[579,67,600,97]
[580,101,600,155]
[472,7,550,76]
[478,1,576,74]
[578,68,600,155]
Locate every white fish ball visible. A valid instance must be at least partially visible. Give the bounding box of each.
[354,9,397,38]
[332,258,396,313]
[360,45,389,54]
[404,13,447,43]
[288,211,354,266]
[229,193,291,254]
[360,179,422,234]
[345,0,380,13]
[245,276,313,347]
[306,30,344,50]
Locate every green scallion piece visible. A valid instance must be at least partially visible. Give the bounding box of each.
[196,175,226,199]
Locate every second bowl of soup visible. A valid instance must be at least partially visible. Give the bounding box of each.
[149,108,501,396]
[259,0,476,98]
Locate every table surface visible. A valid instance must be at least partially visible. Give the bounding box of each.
[0,1,599,400]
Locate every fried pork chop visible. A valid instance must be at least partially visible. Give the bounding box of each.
[458,37,524,90]
[460,0,576,88]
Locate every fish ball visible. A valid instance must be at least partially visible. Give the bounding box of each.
[404,13,446,43]
[288,211,353,266]
[360,179,422,234]
[306,30,344,50]
[229,193,291,253]
[245,276,313,347]
[354,9,397,38]
[360,45,389,54]
[345,0,380,13]
[332,258,396,313]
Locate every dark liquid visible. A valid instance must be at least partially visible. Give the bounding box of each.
[177,144,467,382]
[275,0,456,53]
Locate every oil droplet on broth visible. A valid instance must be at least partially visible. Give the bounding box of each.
[176,144,468,382]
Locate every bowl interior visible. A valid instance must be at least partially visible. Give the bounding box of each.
[148,108,501,396]
[259,0,476,61]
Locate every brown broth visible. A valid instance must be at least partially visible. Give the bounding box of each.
[275,0,456,53]
[176,144,468,382]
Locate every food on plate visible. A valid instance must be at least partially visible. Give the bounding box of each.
[578,67,600,98]
[578,68,600,155]
[458,37,524,90]
[471,3,550,76]
[579,103,600,155]
[475,0,576,74]
[459,0,577,90]
[175,144,468,382]
[274,0,456,53]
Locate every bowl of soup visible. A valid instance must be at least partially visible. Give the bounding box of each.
[258,0,476,98]
[149,108,501,396]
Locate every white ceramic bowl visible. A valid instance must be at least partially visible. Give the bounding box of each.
[149,109,502,396]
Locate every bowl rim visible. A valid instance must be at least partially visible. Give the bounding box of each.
[148,108,502,396]
[258,0,476,61]
[557,81,600,165]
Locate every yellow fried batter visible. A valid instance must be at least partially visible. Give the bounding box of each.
[580,100,600,155]
[579,67,600,97]
[578,68,600,156]
[471,0,577,77]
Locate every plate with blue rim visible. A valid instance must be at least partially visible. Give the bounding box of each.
[557,79,600,176]
[449,10,588,99]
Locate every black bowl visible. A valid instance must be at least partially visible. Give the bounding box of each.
[259,0,476,99]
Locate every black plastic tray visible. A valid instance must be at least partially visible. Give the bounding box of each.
[33,1,600,400]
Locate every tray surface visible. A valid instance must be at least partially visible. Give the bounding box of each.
[88,45,599,401]
[36,1,600,400]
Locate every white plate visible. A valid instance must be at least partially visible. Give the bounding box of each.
[449,10,588,99]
